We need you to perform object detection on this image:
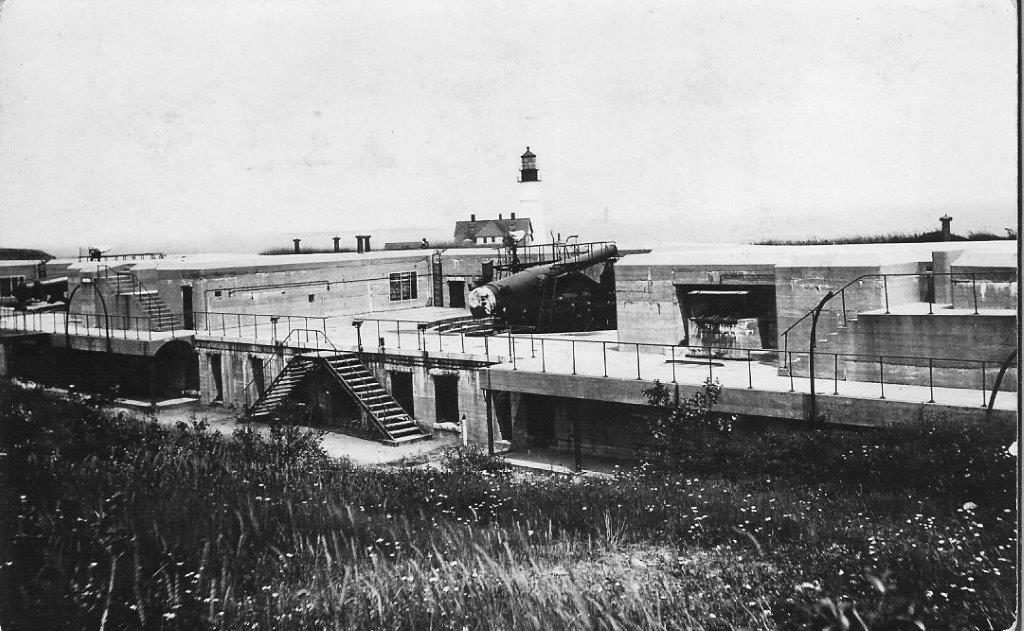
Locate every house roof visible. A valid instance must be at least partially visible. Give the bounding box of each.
[453,217,533,242]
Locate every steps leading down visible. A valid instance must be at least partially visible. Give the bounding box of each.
[249,356,317,421]
[246,353,428,445]
[321,353,427,444]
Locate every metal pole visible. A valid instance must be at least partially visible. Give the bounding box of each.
[511,337,517,370]
[928,274,933,315]
[460,332,465,353]
[530,333,535,358]
[484,335,489,360]
[841,290,847,327]
[602,342,607,377]
[788,351,794,392]
[971,274,979,315]
[571,340,576,375]
[878,356,885,399]
[928,358,935,403]
[636,343,641,380]
[485,390,494,456]
[396,322,401,348]
[438,328,443,352]
[572,406,583,473]
[833,354,839,395]
[671,346,676,383]
[808,291,834,423]
[540,338,545,372]
[747,349,753,389]
[980,362,986,407]
[707,351,713,382]
[883,276,889,314]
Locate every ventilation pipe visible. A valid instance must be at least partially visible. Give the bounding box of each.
[332,236,341,252]
[293,238,301,254]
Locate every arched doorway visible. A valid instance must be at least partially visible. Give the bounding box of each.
[153,340,200,398]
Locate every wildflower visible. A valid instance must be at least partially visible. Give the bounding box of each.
[962,501,977,511]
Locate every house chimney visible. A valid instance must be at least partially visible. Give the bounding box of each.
[498,213,503,220]
[332,236,341,252]
[356,235,371,253]
[293,238,301,254]
[356,236,364,254]
[511,212,516,220]
[939,215,953,241]
[470,214,476,222]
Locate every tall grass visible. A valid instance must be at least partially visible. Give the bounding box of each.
[0,382,1015,629]
[755,229,1015,245]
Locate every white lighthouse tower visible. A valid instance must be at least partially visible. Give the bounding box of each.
[518,147,546,244]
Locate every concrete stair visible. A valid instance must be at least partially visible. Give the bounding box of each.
[112,271,180,332]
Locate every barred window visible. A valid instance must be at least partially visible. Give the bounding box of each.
[389,271,417,301]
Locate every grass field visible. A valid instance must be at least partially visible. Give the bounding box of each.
[0,382,1016,629]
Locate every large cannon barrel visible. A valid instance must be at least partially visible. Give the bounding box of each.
[468,244,617,318]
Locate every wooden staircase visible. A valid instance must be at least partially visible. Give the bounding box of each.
[321,354,427,444]
[247,353,428,445]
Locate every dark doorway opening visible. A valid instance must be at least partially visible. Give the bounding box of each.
[154,341,200,398]
[523,395,556,448]
[434,375,459,423]
[389,371,414,416]
[181,286,194,329]
[209,353,223,401]
[251,356,265,397]
[448,281,466,309]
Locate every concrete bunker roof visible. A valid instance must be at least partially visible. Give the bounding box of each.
[618,240,1017,270]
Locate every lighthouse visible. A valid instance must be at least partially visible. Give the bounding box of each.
[518,147,546,244]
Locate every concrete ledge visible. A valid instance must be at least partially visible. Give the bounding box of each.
[482,369,1017,427]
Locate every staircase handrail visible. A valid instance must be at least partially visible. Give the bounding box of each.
[244,355,312,415]
[278,328,338,352]
[779,270,1018,359]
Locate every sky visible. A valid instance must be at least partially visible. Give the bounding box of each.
[0,0,1018,255]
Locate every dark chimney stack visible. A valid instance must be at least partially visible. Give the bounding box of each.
[356,235,371,253]
[511,212,516,220]
[293,238,301,254]
[470,214,476,222]
[498,213,502,220]
[332,236,341,252]
[939,215,952,241]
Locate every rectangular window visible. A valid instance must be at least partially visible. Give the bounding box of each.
[389,271,417,301]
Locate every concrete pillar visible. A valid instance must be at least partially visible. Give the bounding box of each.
[0,342,9,378]
[412,365,435,426]
[932,249,962,306]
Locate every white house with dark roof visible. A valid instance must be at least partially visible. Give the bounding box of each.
[452,213,534,245]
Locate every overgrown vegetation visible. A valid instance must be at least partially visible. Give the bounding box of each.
[755,228,1015,246]
[0,382,1016,629]
[0,247,54,261]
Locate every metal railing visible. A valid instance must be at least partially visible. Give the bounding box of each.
[0,309,189,342]
[193,311,328,341]
[780,271,1018,362]
[77,250,166,262]
[494,240,616,275]
[346,315,1011,407]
